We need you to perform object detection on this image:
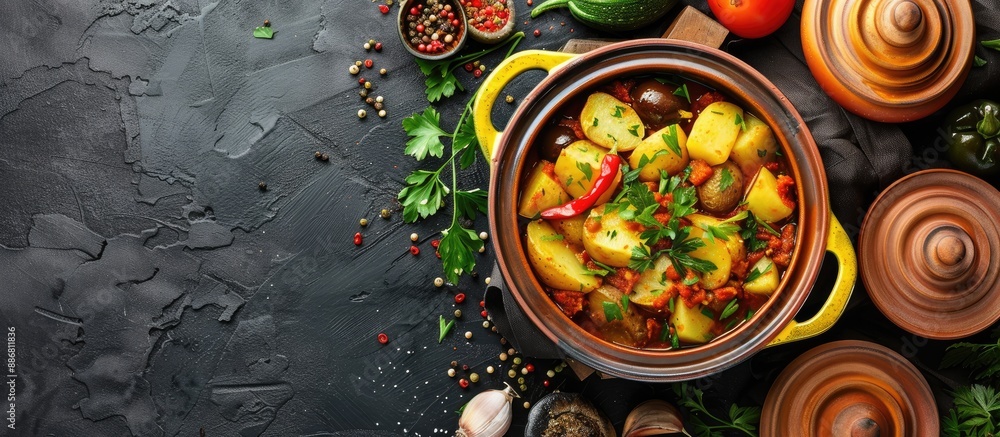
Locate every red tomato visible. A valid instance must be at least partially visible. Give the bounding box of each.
[708,0,795,39]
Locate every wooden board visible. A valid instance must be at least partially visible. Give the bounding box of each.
[558,6,728,54]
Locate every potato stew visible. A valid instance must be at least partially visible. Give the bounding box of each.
[517,78,797,349]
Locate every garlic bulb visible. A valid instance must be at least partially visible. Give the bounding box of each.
[456,385,518,437]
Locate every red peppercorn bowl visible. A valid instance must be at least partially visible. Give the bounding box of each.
[463,0,516,44]
[398,0,469,60]
[472,39,858,381]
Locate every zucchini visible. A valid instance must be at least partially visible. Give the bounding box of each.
[530,0,679,32]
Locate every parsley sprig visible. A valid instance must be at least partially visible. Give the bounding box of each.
[941,329,1000,383]
[612,170,716,275]
[398,33,525,283]
[414,32,525,102]
[942,385,1000,437]
[674,382,761,437]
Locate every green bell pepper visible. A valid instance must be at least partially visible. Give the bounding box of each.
[943,100,1000,177]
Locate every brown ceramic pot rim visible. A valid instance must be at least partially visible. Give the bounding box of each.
[488,39,830,381]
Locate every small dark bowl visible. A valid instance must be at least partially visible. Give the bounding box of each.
[397,0,468,60]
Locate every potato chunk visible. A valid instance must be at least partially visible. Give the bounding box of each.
[685,216,732,290]
[587,285,647,347]
[518,161,569,218]
[730,113,778,179]
[580,92,645,152]
[526,220,600,293]
[670,301,715,344]
[554,140,621,203]
[582,204,646,268]
[627,124,690,181]
[687,102,744,165]
[550,215,587,248]
[630,255,674,308]
[744,256,779,295]
[745,167,794,223]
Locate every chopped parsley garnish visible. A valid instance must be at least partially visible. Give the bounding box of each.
[628,124,641,137]
[746,261,773,283]
[592,117,599,127]
[540,234,564,241]
[612,106,625,118]
[719,168,735,191]
[438,315,455,343]
[673,83,690,103]
[576,161,594,181]
[721,300,739,319]
[662,124,682,156]
[735,113,747,131]
[757,149,767,157]
[699,211,746,243]
[603,301,624,322]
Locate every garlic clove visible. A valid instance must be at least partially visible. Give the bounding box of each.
[623,399,689,437]
[456,385,517,437]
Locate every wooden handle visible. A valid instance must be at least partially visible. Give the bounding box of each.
[559,6,728,54]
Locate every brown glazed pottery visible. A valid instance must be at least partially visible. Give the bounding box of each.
[762,340,938,435]
[801,0,975,122]
[473,39,857,381]
[860,169,1000,339]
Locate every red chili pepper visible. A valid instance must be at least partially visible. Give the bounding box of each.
[377,332,389,344]
[541,154,621,219]
[378,4,389,14]
[354,232,363,246]
[410,245,420,256]
[455,293,466,304]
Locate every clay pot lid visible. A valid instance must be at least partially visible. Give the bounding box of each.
[761,340,938,436]
[859,169,1000,339]
[801,0,975,122]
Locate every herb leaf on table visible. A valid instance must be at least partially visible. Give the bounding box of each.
[402,108,448,160]
[941,329,1000,383]
[942,384,1000,437]
[674,382,761,437]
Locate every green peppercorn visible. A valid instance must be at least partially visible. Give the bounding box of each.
[517,377,525,384]
[505,95,514,104]
[507,369,516,378]
[469,373,479,383]
[513,357,522,365]
[359,218,369,227]
[380,208,391,219]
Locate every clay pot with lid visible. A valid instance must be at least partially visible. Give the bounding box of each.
[801,0,975,122]
[471,39,858,381]
[860,169,1000,339]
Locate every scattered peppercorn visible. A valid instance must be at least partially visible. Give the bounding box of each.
[547,370,555,378]
[358,77,366,84]
[349,64,360,75]
[374,102,384,111]
[464,331,472,339]
[507,369,517,378]
[431,240,440,248]
[517,377,525,384]
[364,81,372,90]
[375,42,383,51]
[321,153,329,161]
[482,321,489,328]
[379,68,387,76]
[499,352,508,361]
[358,109,367,119]
[525,363,535,373]
[523,401,530,409]
[533,29,541,37]
[521,367,528,375]
[526,0,532,5]
[354,232,363,246]
[513,357,522,365]
[458,378,470,389]
[481,310,488,318]
[378,4,390,14]
[473,69,483,78]
[454,309,462,318]
[315,151,323,159]
[263,19,271,27]
[480,300,486,308]
[364,59,374,68]
[543,380,550,387]
[366,97,375,106]
[454,293,466,304]
[364,42,372,50]
[478,231,488,240]
[447,368,456,377]
[359,218,369,227]
[409,245,420,255]
[484,277,491,285]
[434,277,444,287]
[377,332,389,344]
[469,373,479,383]
[378,109,387,118]
[359,89,369,98]
[505,95,514,103]
[380,208,391,219]
[376,95,384,103]
[451,360,459,367]
[486,366,495,374]
[258,181,267,191]
[355,60,363,66]
[464,63,475,72]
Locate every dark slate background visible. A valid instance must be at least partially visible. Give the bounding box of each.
[1,0,996,436]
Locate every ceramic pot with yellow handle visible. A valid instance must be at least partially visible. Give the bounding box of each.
[474,39,856,381]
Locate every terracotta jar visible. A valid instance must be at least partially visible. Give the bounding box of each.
[473,39,857,381]
[801,0,975,122]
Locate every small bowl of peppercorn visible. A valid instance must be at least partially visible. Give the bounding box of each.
[398,0,468,60]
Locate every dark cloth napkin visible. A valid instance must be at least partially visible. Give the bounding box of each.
[485,0,1000,360]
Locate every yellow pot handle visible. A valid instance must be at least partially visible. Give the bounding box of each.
[768,212,857,347]
[473,50,577,163]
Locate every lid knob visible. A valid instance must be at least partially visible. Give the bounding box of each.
[893,1,921,32]
[924,226,974,280]
[851,417,881,437]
